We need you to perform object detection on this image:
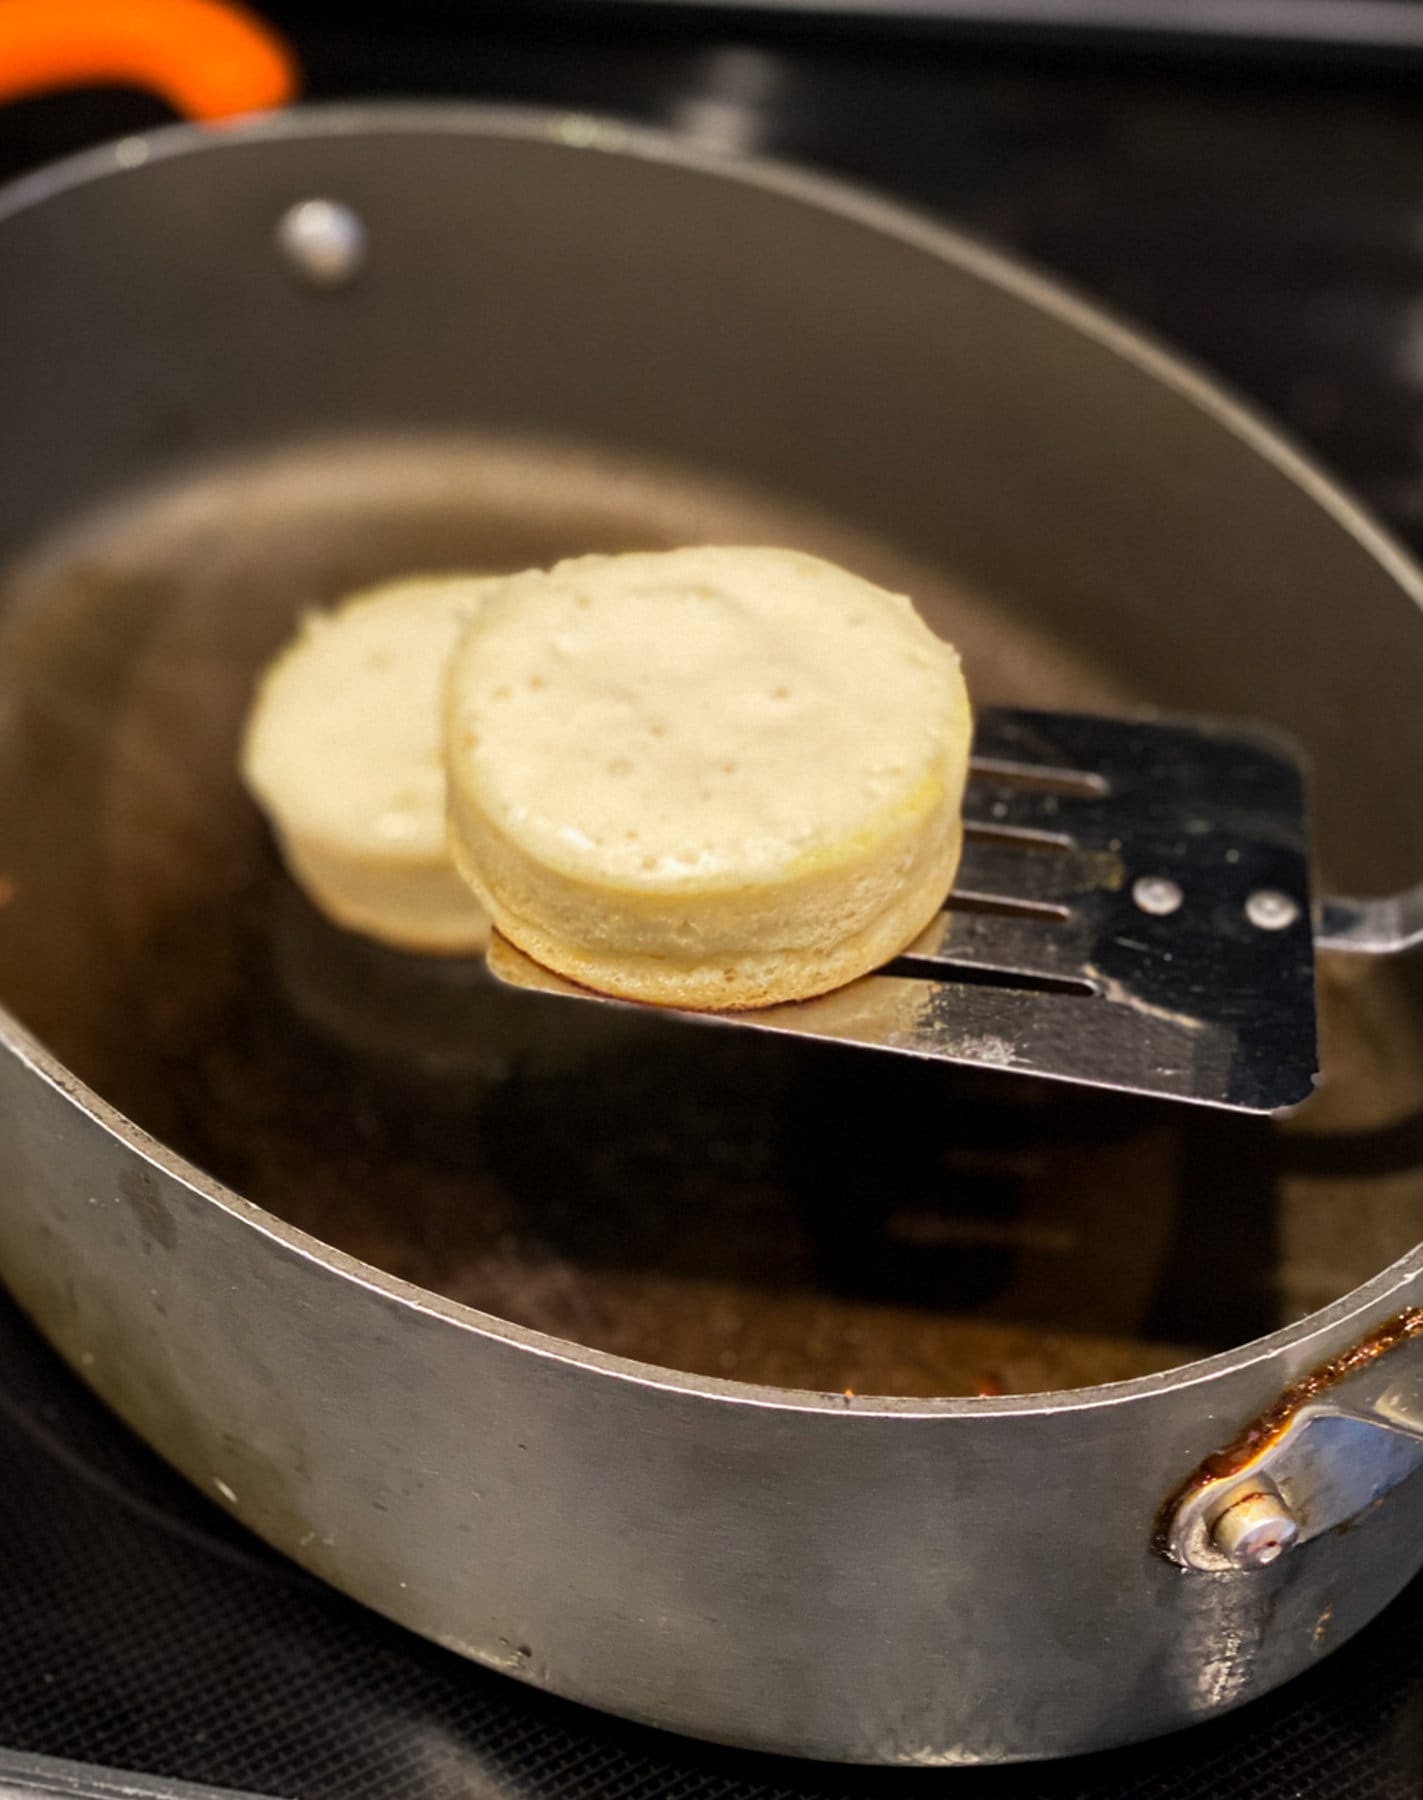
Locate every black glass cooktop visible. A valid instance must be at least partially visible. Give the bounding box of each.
[5,11,1423,1798]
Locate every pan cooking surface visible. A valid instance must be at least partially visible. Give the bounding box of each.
[3,433,1423,1398]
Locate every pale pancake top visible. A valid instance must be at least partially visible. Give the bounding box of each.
[446,547,968,894]
[244,575,494,861]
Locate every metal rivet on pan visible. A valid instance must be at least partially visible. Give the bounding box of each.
[1247,888,1301,931]
[1207,1477,1300,1568]
[275,199,367,289]
[1132,875,1183,917]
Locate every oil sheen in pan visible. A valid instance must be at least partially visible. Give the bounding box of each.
[1,433,1421,1399]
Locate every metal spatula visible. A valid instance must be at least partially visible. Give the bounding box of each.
[487,708,1420,1114]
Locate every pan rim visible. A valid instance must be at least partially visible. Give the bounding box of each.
[3,98,1422,1420]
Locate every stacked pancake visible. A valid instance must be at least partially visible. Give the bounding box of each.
[241,575,497,955]
[242,548,972,1007]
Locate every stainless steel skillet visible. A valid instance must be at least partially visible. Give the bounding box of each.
[5,103,1423,1766]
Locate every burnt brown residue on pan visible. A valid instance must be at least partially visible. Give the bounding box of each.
[5,438,1423,1399]
[1155,1306,1423,1550]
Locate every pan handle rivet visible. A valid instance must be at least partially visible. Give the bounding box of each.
[1247,889,1300,931]
[275,199,367,289]
[1132,875,1183,916]
[1208,1476,1300,1568]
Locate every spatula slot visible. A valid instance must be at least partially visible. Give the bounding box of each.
[968,756,1109,799]
[885,955,1100,998]
[942,891,1071,923]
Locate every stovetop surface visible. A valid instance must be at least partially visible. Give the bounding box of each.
[5,10,1423,1797]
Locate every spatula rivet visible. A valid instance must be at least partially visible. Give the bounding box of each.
[1132,875,1183,916]
[1246,889,1300,931]
[275,199,367,289]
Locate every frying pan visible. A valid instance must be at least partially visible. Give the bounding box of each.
[5,10,1423,1765]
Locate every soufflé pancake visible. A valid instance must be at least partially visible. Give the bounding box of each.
[242,575,498,954]
[444,547,972,1007]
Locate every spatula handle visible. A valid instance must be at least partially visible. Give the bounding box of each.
[1317,889,1423,956]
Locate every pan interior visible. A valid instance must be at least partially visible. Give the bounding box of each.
[2,431,1422,1399]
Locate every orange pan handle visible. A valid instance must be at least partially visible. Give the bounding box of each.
[0,0,298,122]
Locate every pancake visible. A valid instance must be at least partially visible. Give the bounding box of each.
[241,574,497,954]
[444,546,972,1007]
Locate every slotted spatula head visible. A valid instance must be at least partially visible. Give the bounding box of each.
[487,709,1319,1114]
